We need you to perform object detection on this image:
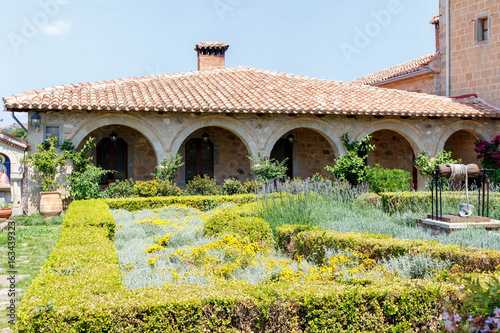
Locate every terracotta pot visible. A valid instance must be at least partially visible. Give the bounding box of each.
[40,191,63,217]
[0,208,12,219]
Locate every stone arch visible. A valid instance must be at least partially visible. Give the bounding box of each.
[353,120,427,155]
[70,113,164,162]
[169,116,259,158]
[435,121,492,155]
[263,118,345,157]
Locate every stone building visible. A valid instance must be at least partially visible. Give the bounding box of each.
[352,0,500,166]
[4,37,500,214]
[0,132,27,215]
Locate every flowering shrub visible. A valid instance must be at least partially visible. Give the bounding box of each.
[221,177,245,195]
[185,175,221,195]
[242,179,264,194]
[475,136,500,171]
[444,276,500,332]
[133,180,160,197]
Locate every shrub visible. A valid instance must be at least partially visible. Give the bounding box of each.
[67,164,108,200]
[475,136,500,175]
[248,155,288,182]
[158,180,183,196]
[104,194,255,211]
[204,204,274,248]
[101,178,135,198]
[242,179,264,194]
[414,150,461,177]
[21,137,66,191]
[63,138,108,200]
[325,133,374,186]
[185,175,221,195]
[444,276,500,332]
[63,199,115,236]
[221,177,244,195]
[364,164,412,193]
[277,224,500,273]
[133,180,160,197]
[153,153,184,182]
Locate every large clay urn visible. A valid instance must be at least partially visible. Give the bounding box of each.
[40,192,63,217]
[0,208,12,219]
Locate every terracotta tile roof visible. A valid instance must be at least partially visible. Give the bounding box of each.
[195,41,229,51]
[430,14,440,25]
[3,67,500,118]
[350,53,438,86]
[0,131,28,151]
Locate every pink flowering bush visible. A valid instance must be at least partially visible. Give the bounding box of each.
[444,276,500,332]
[475,136,500,170]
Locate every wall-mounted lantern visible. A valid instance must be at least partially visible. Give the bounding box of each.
[31,111,41,129]
[202,132,210,143]
[287,133,295,144]
[110,131,118,142]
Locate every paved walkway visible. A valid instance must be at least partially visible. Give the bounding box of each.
[0,274,27,332]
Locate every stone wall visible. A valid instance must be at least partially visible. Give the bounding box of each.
[293,128,335,178]
[438,0,500,108]
[367,130,414,174]
[443,130,482,166]
[378,73,438,95]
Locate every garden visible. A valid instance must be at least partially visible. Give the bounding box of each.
[11,135,500,332]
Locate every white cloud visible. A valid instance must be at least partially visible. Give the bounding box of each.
[40,20,72,36]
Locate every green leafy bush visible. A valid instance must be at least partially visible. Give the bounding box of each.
[414,150,461,176]
[325,133,374,186]
[185,175,221,195]
[158,180,183,196]
[101,179,136,198]
[21,137,66,191]
[364,164,412,193]
[153,153,184,182]
[63,199,115,236]
[248,155,288,182]
[221,177,244,195]
[204,204,274,248]
[133,180,160,197]
[242,179,264,194]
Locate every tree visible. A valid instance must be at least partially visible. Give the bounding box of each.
[11,128,27,141]
[153,154,184,183]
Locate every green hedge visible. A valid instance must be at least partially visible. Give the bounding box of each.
[63,199,116,236]
[16,199,459,332]
[104,194,255,211]
[377,191,500,216]
[204,203,274,248]
[277,224,500,273]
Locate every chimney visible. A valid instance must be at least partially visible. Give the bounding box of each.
[194,41,229,71]
[429,15,440,52]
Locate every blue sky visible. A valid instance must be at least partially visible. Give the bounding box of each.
[0,0,438,125]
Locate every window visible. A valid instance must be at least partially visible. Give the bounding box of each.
[185,138,213,182]
[477,17,489,42]
[44,125,61,147]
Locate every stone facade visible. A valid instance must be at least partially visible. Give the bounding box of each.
[438,0,500,107]
[443,129,482,166]
[23,109,500,214]
[377,73,438,95]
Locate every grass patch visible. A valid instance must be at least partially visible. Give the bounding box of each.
[0,222,61,329]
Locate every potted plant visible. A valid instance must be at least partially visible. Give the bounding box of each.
[21,137,66,217]
[0,202,12,219]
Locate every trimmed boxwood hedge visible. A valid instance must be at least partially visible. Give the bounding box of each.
[104,194,255,211]
[277,224,500,273]
[376,191,500,215]
[17,198,462,332]
[204,203,275,248]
